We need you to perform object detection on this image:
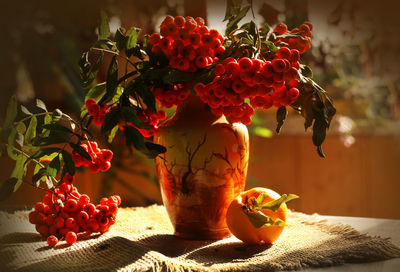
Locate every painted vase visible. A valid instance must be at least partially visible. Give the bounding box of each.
[154,94,249,240]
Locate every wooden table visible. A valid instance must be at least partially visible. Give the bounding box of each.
[293,215,400,272]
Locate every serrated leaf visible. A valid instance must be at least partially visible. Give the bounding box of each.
[276,106,287,134]
[25,116,37,144]
[47,155,60,177]
[246,210,287,228]
[3,95,18,129]
[62,151,76,176]
[16,122,26,134]
[69,143,92,161]
[126,27,141,57]
[98,10,110,40]
[115,27,127,51]
[261,194,299,212]
[20,105,32,115]
[85,82,106,102]
[0,178,18,201]
[36,99,47,112]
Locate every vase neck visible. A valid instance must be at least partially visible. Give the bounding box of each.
[169,93,220,126]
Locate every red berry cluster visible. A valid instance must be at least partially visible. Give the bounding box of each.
[28,174,121,247]
[136,108,167,137]
[150,15,225,72]
[71,141,113,173]
[194,47,301,123]
[151,84,190,108]
[273,22,313,54]
[85,98,109,126]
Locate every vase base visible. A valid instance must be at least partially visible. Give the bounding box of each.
[174,225,231,240]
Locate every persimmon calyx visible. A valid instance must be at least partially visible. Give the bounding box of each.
[242,192,299,228]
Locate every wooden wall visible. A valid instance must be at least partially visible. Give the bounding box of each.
[1,134,399,219]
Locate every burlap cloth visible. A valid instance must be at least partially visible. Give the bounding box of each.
[1,205,399,272]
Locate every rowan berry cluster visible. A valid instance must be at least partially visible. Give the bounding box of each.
[28,174,121,247]
[273,22,313,54]
[136,108,167,137]
[194,44,302,123]
[71,141,113,173]
[85,98,109,126]
[151,84,190,108]
[149,15,225,72]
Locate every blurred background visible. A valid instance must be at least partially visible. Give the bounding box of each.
[1,0,399,219]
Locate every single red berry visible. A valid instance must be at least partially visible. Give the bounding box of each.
[214,64,226,76]
[77,211,89,223]
[273,22,288,34]
[34,202,46,213]
[174,16,185,27]
[45,214,56,226]
[65,217,77,229]
[238,58,253,72]
[271,59,287,73]
[59,183,71,193]
[64,199,79,213]
[100,197,108,205]
[87,103,100,117]
[62,174,75,185]
[84,203,96,216]
[47,235,59,247]
[29,211,39,224]
[36,224,49,237]
[149,33,161,45]
[79,194,90,205]
[277,47,291,60]
[54,217,65,229]
[65,231,77,245]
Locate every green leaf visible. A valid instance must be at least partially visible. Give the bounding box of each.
[79,52,90,78]
[69,143,92,161]
[252,127,273,138]
[7,127,18,160]
[224,0,243,21]
[246,211,286,228]
[126,27,141,57]
[20,105,32,115]
[36,99,47,112]
[225,5,251,36]
[16,122,26,134]
[25,116,37,144]
[262,41,278,54]
[102,107,121,134]
[121,107,143,128]
[10,154,28,192]
[260,22,271,36]
[84,52,104,88]
[142,142,167,159]
[255,192,266,207]
[0,178,18,201]
[32,168,47,186]
[98,10,110,40]
[85,82,106,102]
[47,155,60,177]
[115,27,127,51]
[108,125,119,144]
[62,151,76,176]
[31,147,62,159]
[104,56,118,103]
[33,134,69,146]
[275,106,287,134]
[3,95,18,129]
[124,126,146,150]
[300,65,313,78]
[42,123,73,134]
[261,194,299,212]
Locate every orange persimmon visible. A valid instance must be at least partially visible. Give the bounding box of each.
[226,187,293,244]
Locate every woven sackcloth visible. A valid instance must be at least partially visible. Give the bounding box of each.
[1,205,399,272]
